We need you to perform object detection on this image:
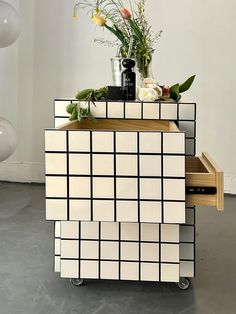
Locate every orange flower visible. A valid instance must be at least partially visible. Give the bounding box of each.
[120,7,131,20]
[92,15,106,27]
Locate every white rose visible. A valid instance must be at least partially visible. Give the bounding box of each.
[138,88,158,101]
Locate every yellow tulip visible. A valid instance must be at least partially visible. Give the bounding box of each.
[92,15,106,27]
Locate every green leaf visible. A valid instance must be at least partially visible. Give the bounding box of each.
[170,83,181,101]
[179,75,196,93]
[69,107,78,121]
[66,103,75,114]
[76,89,94,100]
[105,24,129,49]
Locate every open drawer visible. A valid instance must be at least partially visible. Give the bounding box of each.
[186,153,224,211]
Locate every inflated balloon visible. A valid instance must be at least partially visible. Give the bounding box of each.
[0,0,20,48]
[0,117,16,161]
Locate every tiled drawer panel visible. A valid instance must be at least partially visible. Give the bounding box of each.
[45,129,185,223]
[57,221,180,282]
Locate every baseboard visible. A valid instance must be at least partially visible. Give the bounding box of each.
[0,161,44,183]
[0,162,235,194]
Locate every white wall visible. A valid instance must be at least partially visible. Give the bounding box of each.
[0,0,235,193]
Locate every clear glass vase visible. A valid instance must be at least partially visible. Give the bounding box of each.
[136,57,154,87]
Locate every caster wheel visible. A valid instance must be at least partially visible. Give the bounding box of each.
[177,277,190,290]
[70,278,84,286]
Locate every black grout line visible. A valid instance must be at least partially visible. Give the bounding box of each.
[66,131,70,220]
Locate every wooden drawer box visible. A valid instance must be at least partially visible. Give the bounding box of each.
[45,119,186,223]
[186,153,224,211]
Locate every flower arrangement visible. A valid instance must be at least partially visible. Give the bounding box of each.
[73,0,162,79]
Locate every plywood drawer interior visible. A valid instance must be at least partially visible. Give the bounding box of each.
[186,153,224,211]
[58,119,180,132]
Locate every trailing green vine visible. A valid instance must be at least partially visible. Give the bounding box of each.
[66,86,108,122]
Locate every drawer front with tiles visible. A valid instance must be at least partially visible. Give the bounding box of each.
[45,119,186,223]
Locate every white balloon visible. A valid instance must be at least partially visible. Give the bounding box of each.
[0,0,20,48]
[0,117,17,161]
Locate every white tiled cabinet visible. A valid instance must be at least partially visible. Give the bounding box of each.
[46,100,224,289]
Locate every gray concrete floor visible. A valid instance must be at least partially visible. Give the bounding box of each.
[0,182,236,314]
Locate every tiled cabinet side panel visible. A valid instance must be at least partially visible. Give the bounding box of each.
[180,207,195,278]
[59,221,180,282]
[54,221,61,272]
[45,130,186,223]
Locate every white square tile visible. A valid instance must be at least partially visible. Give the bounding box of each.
[140,179,161,200]
[45,153,67,174]
[93,154,114,175]
[161,103,177,120]
[161,264,179,282]
[55,118,69,128]
[116,155,137,176]
[139,132,161,153]
[180,243,194,260]
[140,156,161,177]
[141,263,159,281]
[185,208,195,225]
[101,241,119,260]
[55,221,61,237]
[93,178,114,198]
[125,102,141,119]
[60,260,79,278]
[140,201,162,223]
[180,226,194,242]
[46,177,67,198]
[61,240,78,258]
[108,101,124,118]
[101,261,119,279]
[180,261,194,278]
[121,262,139,280]
[55,239,60,255]
[116,132,137,153]
[93,200,114,221]
[143,102,159,119]
[116,178,137,199]
[81,240,99,259]
[80,260,98,278]
[54,256,60,272]
[141,223,159,242]
[90,101,106,118]
[121,223,139,241]
[54,100,70,116]
[163,179,185,201]
[179,103,195,120]
[69,131,90,152]
[178,121,195,138]
[45,130,66,151]
[46,199,67,220]
[61,221,79,239]
[161,224,179,243]
[69,200,91,221]
[116,201,138,222]
[81,222,99,239]
[161,244,179,262]
[141,243,159,261]
[92,132,114,152]
[121,242,139,261]
[164,202,185,224]
[186,139,195,156]
[69,154,90,175]
[101,222,119,240]
[70,177,90,198]
[163,156,185,177]
[163,133,185,154]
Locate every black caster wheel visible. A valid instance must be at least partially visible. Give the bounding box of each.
[177,277,190,290]
[70,278,84,286]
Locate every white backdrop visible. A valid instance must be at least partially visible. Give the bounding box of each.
[0,0,235,193]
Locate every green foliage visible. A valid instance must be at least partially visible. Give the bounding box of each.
[168,75,196,101]
[67,86,108,122]
[179,75,196,93]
